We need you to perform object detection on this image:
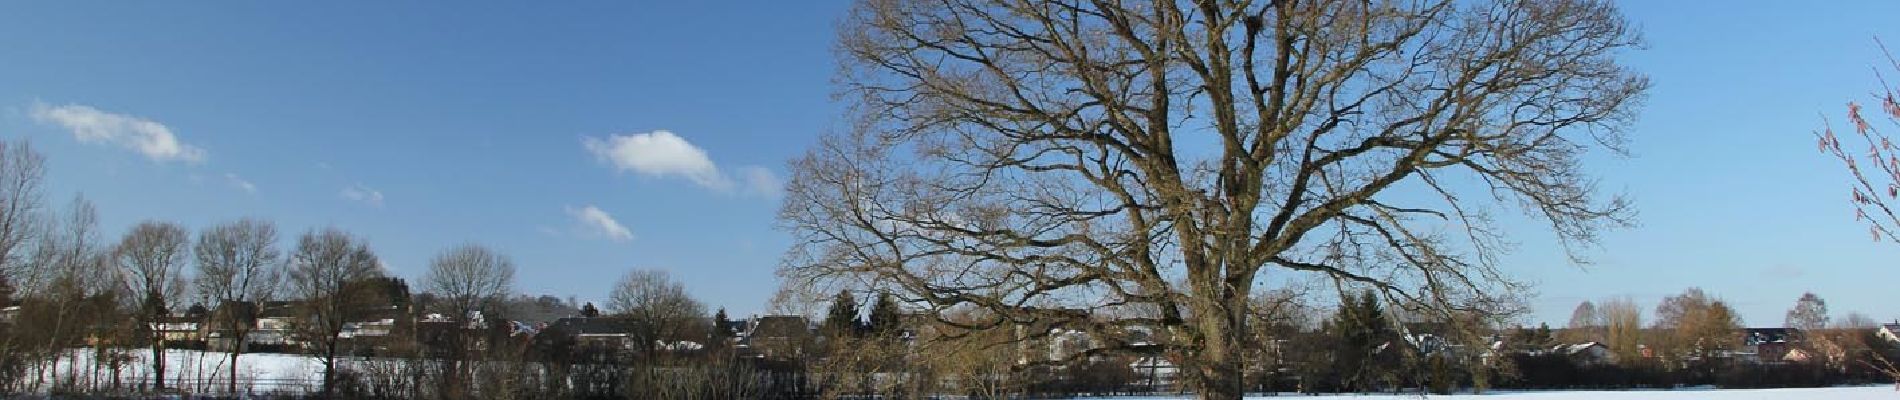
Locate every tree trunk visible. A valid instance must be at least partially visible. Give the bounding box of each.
[1188,288,1248,400]
[322,341,338,398]
[150,341,165,391]
[227,342,241,395]
[1197,359,1244,400]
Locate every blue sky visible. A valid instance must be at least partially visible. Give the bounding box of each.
[1,1,1896,327]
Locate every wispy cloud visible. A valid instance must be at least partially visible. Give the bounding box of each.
[340,184,384,207]
[737,166,781,198]
[224,172,256,194]
[581,130,779,197]
[566,205,634,242]
[28,101,206,163]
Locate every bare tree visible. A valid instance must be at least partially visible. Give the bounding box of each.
[193,218,281,394]
[1842,312,1878,329]
[1564,300,1604,344]
[1785,293,1829,332]
[782,1,1646,398]
[0,140,45,280]
[0,141,44,394]
[424,244,516,326]
[422,243,516,398]
[1600,297,1643,366]
[286,228,382,398]
[606,269,705,357]
[13,196,110,392]
[113,221,191,392]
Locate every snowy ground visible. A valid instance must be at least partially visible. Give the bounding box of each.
[18,349,322,393]
[1086,386,1898,399]
[18,351,1898,399]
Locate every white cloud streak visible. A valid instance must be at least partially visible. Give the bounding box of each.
[566,205,634,242]
[738,166,781,198]
[340,184,384,207]
[581,130,780,197]
[224,172,256,194]
[29,101,207,163]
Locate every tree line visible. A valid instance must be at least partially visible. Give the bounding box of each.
[0,139,760,399]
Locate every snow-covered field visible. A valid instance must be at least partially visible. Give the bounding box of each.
[19,351,1898,399]
[1088,386,1898,399]
[19,349,322,393]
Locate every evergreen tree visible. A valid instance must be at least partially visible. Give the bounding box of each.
[1533,323,1555,348]
[868,292,901,336]
[580,302,600,318]
[712,307,735,344]
[822,290,862,337]
[1326,291,1397,392]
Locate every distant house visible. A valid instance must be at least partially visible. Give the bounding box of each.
[1128,341,1179,392]
[247,301,299,350]
[204,300,261,352]
[152,315,205,348]
[744,315,812,359]
[0,305,18,325]
[360,305,412,336]
[547,317,637,352]
[1741,328,1800,364]
[1879,323,1900,344]
[340,318,397,339]
[1555,342,1615,366]
[1400,322,1459,356]
[1047,329,1094,363]
[718,318,750,345]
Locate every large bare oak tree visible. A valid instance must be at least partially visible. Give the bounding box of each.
[779,0,1647,398]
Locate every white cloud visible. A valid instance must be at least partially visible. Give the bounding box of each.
[738,166,781,198]
[566,205,634,242]
[224,172,256,194]
[28,101,207,163]
[581,130,785,199]
[340,184,384,207]
[583,130,740,191]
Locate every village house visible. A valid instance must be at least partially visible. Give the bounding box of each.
[246,301,299,351]
[742,315,812,359]
[152,314,205,348]
[547,316,638,353]
[1740,328,1802,364]
[1879,323,1900,344]
[203,300,258,352]
[1556,342,1616,366]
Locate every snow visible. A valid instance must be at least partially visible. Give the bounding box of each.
[1084,386,1898,399]
[20,349,322,393]
[18,350,1898,399]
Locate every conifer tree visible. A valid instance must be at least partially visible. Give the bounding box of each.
[868,292,901,336]
[712,307,735,344]
[822,290,862,337]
